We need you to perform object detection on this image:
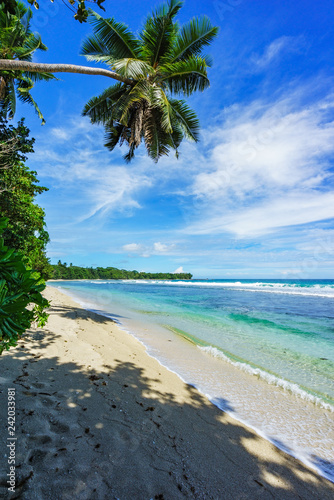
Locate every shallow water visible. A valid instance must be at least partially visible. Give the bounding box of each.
[48,279,334,482]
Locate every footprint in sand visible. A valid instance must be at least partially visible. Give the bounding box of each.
[28,435,53,445]
[32,382,46,389]
[28,449,48,465]
[49,420,70,434]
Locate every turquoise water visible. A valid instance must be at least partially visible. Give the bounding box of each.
[49,279,334,481]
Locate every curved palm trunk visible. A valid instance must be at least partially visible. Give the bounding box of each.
[0,60,133,86]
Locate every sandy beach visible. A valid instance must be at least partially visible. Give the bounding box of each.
[1,286,334,499]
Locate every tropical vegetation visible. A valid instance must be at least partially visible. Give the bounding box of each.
[0,116,52,279]
[0,0,218,160]
[51,261,192,280]
[82,0,218,161]
[0,1,56,124]
[0,216,49,355]
[27,0,106,23]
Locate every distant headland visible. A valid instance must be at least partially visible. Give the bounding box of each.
[49,261,192,281]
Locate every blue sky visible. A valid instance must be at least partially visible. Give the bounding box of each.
[18,0,334,278]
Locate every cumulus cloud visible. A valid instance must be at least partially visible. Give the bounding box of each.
[122,242,176,257]
[153,242,173,252]
[122,243,143,253]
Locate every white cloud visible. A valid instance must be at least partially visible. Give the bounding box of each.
[251,36,303,68]
[51,128,68,140]
[189,192,334,237]
[188,90,334,237]
[173,266,184,273]
[122,241,176,257]
[31,119,155,222]
[153,242,173,253]
[122,243,143,253]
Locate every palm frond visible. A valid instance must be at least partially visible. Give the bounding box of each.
[82,83,129,124]
[143,107,171,161]
[80,34,115,65]
[20,4,33,34]
[16,86,46,124]
[170,123,183,148]
[160,56,210,95]
[150,86,173,133]
[23,71,58,82]
[123,142,136,163]
[104,123,126,151]
[169,98,199,141]
[116,80,150,125]
[202,54,213,68]
[112,58,154,79]
[140,0,182,66]
[16,74,33,90]
[170,16,219,63]
[6,80,16,119]
[15,33,47,60]
[168,123,184,158]
[83,10,141,60]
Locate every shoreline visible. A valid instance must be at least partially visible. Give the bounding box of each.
[1,287,334,499]
[49,282,334,482]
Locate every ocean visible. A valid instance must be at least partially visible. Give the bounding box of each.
[48,279,334,482]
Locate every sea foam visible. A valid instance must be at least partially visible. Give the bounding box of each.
[198,345,334,412]
[118,279,334,298]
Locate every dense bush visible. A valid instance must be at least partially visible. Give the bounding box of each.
[0,117,52,280]
[0,217,49,354]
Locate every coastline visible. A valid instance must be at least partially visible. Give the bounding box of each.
[1,287,334,499]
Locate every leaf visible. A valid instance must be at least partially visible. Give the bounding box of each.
[140,0,183,66]
[170,16,219,63]
[83,10,141,59]
[159,55,210,96]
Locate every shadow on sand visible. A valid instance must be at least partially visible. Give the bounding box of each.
[0,323,333,500]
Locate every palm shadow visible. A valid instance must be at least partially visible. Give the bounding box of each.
[48,304,127,323]
[0,325,333,500]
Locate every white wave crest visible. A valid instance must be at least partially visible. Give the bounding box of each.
[198,346,334,412]
[116,279,334,297]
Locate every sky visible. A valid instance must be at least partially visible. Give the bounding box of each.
[16,0,334,278]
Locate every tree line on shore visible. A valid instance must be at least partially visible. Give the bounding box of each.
[51,261,192,281]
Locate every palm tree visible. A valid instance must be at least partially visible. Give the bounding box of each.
[82,0,218,161]
[0,0,218,161]
[0,2,56,124]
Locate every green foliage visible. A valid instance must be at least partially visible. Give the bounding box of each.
[27,0,106,23]
[82,0,218,162]
[51,261,192,281]
[0,116,52,279]
[0,1,56,123]
[0,216,49,354]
